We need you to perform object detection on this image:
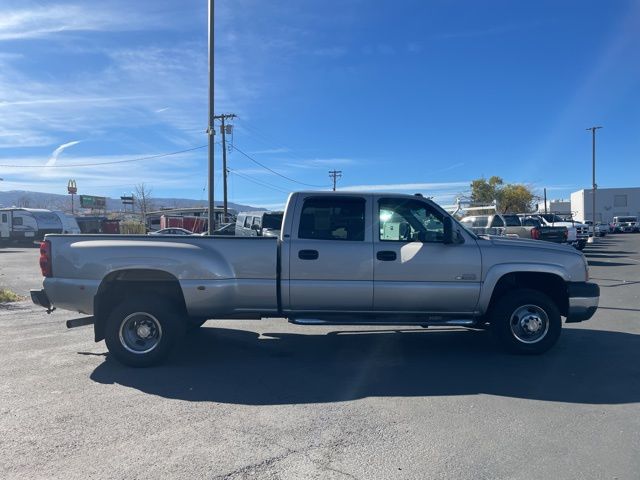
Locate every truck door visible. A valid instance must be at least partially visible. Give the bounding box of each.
[373,196,481,314]
[287,195,373,312]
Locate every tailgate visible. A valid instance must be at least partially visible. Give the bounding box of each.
[539,227,567,243]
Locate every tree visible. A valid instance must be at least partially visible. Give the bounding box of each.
[469,176,535,213]
[134,183,154,224]
[470,176,503,206]
[498,184,534,213]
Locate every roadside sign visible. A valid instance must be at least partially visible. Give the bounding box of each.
[80,195,106,209]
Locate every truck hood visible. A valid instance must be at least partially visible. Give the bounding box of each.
[484,236,580,255]
[477,235,588,282]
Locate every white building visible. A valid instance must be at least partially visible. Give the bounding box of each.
[571,187,640,223]
[537,200,571,215]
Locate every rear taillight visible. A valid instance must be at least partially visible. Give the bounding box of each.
[563,229,568,240]
[39,240,52,277]
[530,227,540,240]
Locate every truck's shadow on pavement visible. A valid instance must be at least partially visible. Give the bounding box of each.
[90,326,640,405]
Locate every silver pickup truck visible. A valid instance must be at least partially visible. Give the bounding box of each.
[31,192,599,366]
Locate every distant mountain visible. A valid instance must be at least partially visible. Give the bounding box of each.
[0,190,264,214]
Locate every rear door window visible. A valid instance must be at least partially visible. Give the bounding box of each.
[503,215,521,226]
[298,197,365,241]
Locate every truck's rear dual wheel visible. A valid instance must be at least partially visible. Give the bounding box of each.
[104,296,185,367]
[490,288,561,354]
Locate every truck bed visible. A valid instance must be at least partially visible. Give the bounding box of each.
[43,234,280,317]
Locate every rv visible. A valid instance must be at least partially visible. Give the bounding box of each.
[0,208,64,244]
[53,211,81,234]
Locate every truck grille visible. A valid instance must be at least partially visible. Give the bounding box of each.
[576,226,589,239]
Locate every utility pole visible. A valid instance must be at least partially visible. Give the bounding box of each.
[207,0,215,234]
[543,187,548,215]
[214,113,236,222]
[586,126,602,240]
[329,170,342,191]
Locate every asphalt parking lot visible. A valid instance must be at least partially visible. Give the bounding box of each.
[1,236,639,479]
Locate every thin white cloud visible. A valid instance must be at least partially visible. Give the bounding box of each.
[436,162,465,173]
[45,140,81,167]
[286,158,357,169]
[0,3,167,41]
[250,147,290,155]
[338,181,470,192]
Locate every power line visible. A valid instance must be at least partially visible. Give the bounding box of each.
[229,144,329,188]
[0,145,207,168]
[227,168,290,194]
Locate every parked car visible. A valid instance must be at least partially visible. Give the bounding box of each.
[199,223,236,236]
[235,211,283,237]
[583,221,607,237]
[149,228,193,235]
[460,214,567,244]
[31,191,599,367]
[612,216,639,233]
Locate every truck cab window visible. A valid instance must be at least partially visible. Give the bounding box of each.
[1,214,6,223]
[243,216,252,228]
[298,197,365,241]
[491,215,505,227]
[379,199,444,242]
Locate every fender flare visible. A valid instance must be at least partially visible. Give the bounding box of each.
[478,263,570,314]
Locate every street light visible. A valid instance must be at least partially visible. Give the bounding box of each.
[586,126,602,242]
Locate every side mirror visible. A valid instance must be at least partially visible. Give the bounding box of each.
[443,216,456,244]
[251,224,260,231]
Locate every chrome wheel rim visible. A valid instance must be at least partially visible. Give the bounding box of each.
[119,312,163,354]
[510,304,549,344]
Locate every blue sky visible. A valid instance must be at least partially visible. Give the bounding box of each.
[0,0,639,209]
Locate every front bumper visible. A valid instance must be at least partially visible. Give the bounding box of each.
[566,282,599,323]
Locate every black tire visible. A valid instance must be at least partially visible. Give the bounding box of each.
[104,296,185,367]
[489,288,561,355]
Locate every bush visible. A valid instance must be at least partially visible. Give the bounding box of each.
[0,289,23,303]
[119,221,146,234]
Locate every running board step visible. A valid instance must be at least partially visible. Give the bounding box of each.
[289,318,476,327]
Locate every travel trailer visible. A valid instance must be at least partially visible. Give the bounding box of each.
[0,208,63,244]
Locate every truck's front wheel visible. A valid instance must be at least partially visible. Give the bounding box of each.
[490,289,561,354]
[104,297,184,367]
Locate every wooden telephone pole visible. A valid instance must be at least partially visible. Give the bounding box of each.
[214,113,236,222]
[329,170,342,191]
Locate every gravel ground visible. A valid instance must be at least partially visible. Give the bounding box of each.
[1,235,639,479]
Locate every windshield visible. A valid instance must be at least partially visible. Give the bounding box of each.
[616,217,637,222]
[539,214,566,223]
